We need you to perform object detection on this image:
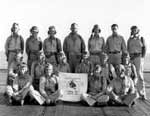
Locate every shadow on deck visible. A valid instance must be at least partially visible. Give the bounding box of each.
[0,70,150,116]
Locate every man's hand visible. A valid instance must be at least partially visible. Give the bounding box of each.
[46,98,51,104]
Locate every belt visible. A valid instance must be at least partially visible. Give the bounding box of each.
[109,51,120,54]
[130,53,141,59]
[46,52,57,58]
[9,49,21,53]
[90,52,101,55]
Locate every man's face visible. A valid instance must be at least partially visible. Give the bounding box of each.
[62,57,67,63]
[46,66,53,76]
[94,65,102,76]
[116,67,125,79]
[123,57,129,65]
[111,26,118,34]
[39,55,45,62]
[131,28,138,35]
[49,29,56,37]
[16,55,22,63]
[32,31,38,38]
[20,67,27,74]
[71,26,78,33]
[12,25,19,34]
[93,28,100,35]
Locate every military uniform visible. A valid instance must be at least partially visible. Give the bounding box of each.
[43,37,62,66]
[57,63,70,73]
[5,35,24,68]
[127,35,146,98]
[107,75,138,106]
[88,35,105,65]
[81,72,109,106]
[39,74,60,104]
[101,63,117,84]
[7,60,22,85]
[26,36,42,72]
[63,33,86,73]
[124,63,138,86]
[75,60,93,74]
[31,61,45,91]
[6,69,45,105]
[105,34,126,66]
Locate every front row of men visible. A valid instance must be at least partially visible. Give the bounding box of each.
[6,51,138,107]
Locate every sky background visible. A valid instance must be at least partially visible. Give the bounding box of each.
[0,0,150,53]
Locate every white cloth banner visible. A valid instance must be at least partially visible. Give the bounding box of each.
[58,72,88,102]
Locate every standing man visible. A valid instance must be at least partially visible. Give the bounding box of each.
[43,26,62,67]
[105,24,126,67]
[5,23,24,68]
[26,26,42,73]
[63,23,86,73]
[88,24,105,66]
[127,26,147,100]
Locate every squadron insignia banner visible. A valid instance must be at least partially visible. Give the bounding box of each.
[58,72,88,102]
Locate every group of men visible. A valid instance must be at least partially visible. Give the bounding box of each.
[4,22,146,107]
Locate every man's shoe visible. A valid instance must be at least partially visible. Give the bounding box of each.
[21,100,24,106]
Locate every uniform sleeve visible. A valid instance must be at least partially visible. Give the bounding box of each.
[39,77,48,99]
[102,37,105,52]
[80,36,86,54]
[31,62,35,80]
[128,79,135,94]
[20,36,24,54]
[43,39,46,55]
[13,77,19,91]
[102,76,107,91]
[26,38,30,56]
[131,64,138,86]
[141,37,146,58]
[121,36,127,54]
[39,38,43,51]
[5,37,11,57]
[104,38,109,54]
[8,62,16,77]
[63,37,68,57]
[88,38,91,53]
[56,38,62,53]
[127,38,130,52]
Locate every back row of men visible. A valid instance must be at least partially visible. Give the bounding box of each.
[5,22,146,104]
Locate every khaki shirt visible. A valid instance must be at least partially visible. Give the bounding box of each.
[26,36,42,56]
[43,37,62,53]
[40,75,58,96]
[127,36,145,54]
[57,63,70,73]
[63,33,86,56]
[13,73,31,90]
[75,61,93,73]
[31,61,45,80]
[88,36,105,53]
[88,74,107,95]
[108,76,135,96]
[8,61,21,77]
[5,35,24,55]
[105,34,126,53]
